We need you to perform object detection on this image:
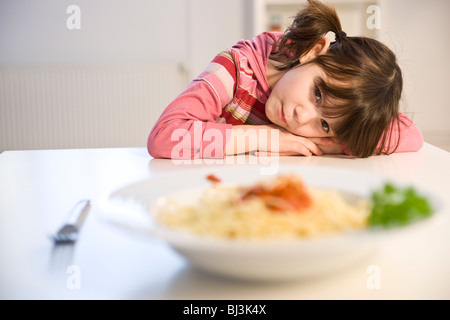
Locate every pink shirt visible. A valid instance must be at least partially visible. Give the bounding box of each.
[147,32,423,159]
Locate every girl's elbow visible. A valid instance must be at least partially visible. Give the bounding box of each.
[147,136,159,158]
[147,138,159,158]
[396,126,424,153]
[406,124,424,152]
[410,131,424,152]
[147,131,170,158]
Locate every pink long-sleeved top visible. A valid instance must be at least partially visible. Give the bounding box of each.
[147,32,423,159]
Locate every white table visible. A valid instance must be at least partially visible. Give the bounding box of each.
[1,143,449,300]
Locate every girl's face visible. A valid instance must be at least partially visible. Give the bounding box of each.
[266,63,337,139]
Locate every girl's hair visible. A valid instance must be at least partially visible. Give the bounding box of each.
[269,0,402,158]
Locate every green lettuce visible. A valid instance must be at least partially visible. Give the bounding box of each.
[369,183,433,228]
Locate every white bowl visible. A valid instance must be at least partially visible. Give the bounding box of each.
[102,165,441,282]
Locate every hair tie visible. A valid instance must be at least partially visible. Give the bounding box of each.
[335,31,347,41]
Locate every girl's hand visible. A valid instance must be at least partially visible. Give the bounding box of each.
[255,127,345,157]
[270,126,323,156]
[308,137,345,155]
[227,124,321,156]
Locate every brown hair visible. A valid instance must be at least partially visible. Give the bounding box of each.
[269,0,402,158]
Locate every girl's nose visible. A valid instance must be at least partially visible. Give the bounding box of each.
[293,104,319,126]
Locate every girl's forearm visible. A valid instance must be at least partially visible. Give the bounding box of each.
[225,125,278,155]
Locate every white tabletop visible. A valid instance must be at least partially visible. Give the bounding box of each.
[1,143,449,300]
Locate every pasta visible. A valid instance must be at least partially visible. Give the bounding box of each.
[155,175,371,240]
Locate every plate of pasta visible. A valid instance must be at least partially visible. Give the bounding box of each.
[104,165,439,281]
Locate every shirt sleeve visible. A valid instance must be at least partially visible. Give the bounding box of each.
[381,112,424,153]
[147,52,237,159]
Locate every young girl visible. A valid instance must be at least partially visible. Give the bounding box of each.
[147,0,423,159]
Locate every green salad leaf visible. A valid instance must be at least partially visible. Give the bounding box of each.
[369,183,433,228]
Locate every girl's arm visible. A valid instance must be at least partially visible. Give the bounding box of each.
[383,112,424,153]
[225,125,325,156]
[223,112,423,158]
[147,54,236,159]
[147,80,232,159]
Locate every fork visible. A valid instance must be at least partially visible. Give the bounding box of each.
[52,199,91,243]
[49,199,90,275]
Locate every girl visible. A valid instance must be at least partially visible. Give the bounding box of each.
[147,0,423,159]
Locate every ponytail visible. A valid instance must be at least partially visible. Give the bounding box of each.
[270,0,344,70]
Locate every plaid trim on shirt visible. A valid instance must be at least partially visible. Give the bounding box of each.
[197,50,273,126]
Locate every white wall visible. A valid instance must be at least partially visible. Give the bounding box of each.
[0,0,243,78]
[0,0,187,64]
[187,0,244,79]
[379,0,450,149]
[0,0,245,152]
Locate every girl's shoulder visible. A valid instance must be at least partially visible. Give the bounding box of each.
[232,32,283,53]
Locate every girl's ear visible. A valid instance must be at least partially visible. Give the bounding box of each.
[299,37,331,64]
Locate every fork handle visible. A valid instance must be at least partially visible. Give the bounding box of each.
[67,199,91,229]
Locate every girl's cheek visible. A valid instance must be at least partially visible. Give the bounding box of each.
[265,98,274,117]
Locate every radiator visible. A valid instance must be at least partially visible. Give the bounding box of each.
[0,63,185,152]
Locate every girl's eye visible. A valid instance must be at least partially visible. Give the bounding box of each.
[314,86,322,102]
[321,119,329,133]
